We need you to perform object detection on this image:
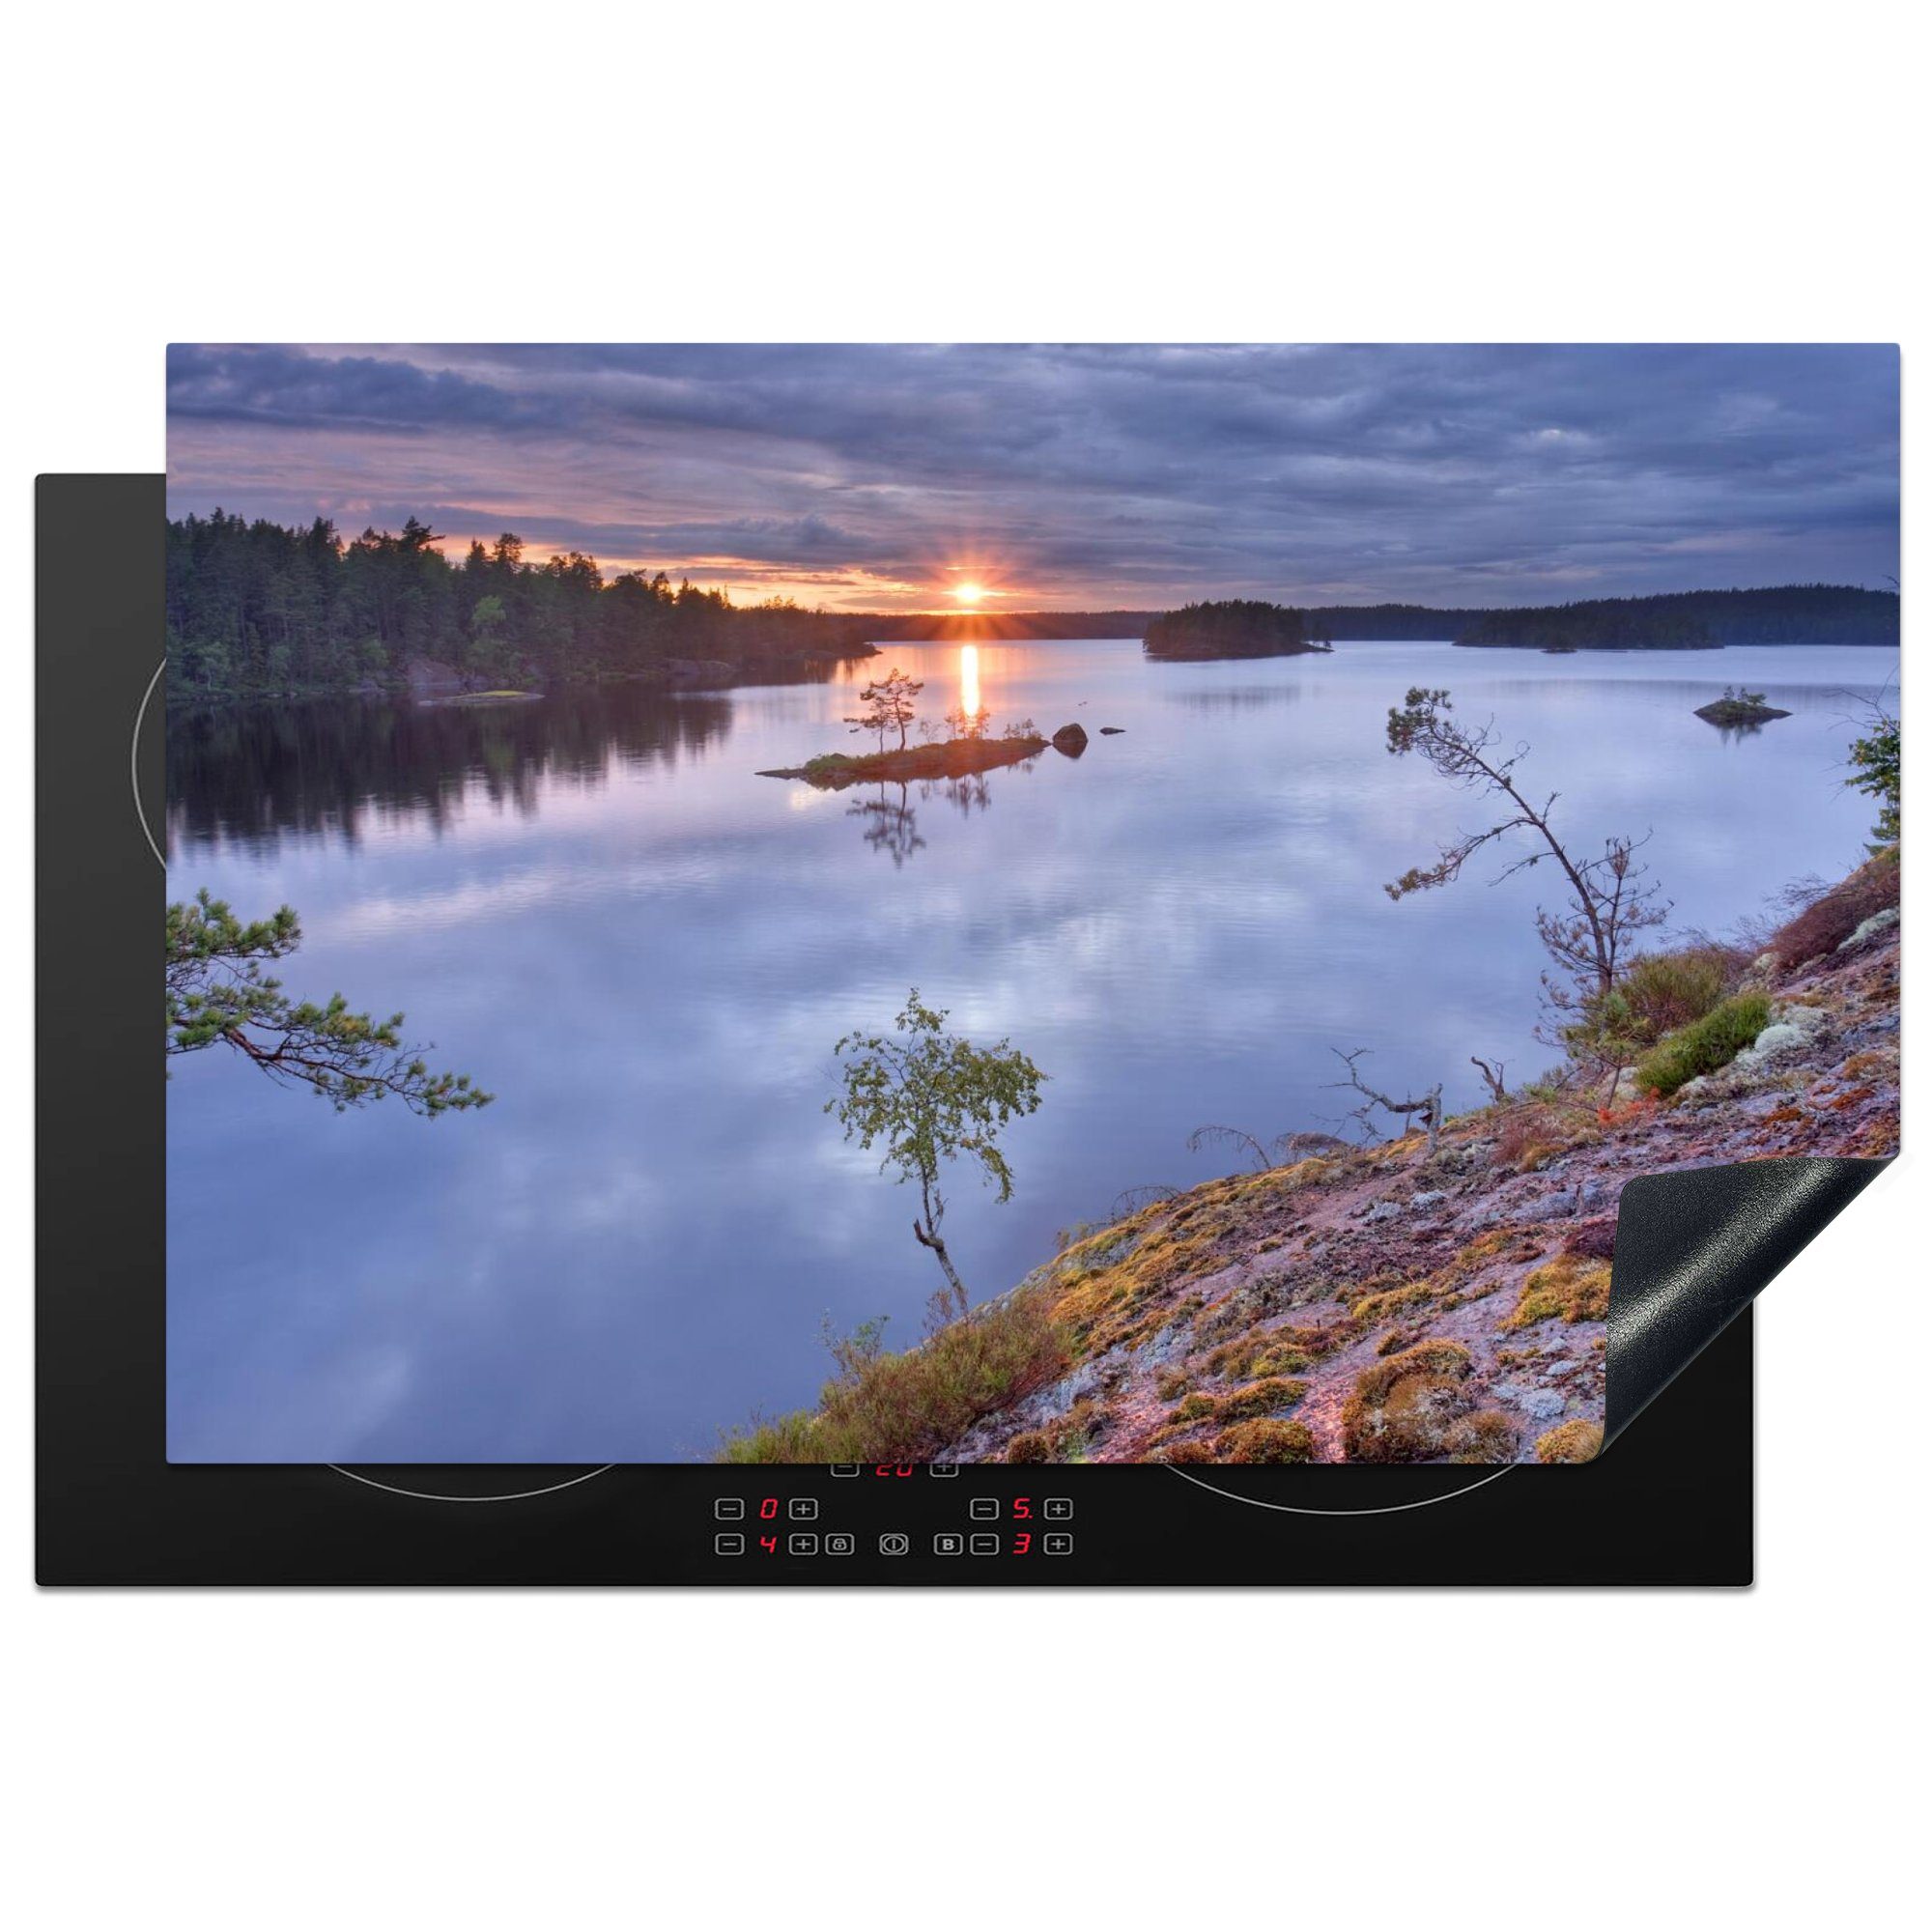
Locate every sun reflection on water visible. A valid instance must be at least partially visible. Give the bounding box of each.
[959,643,980,718]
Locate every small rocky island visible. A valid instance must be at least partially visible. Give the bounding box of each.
[761,662,1108,789]
[1695,686,1791,728]
[1143,600,1335,662]
[761,732,1057,789]
[761,721,1110,789]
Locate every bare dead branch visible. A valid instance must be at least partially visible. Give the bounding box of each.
[1469,1056,1510,1105]
[1326,1048,1443,1152]
[1187,1123,1275,1172]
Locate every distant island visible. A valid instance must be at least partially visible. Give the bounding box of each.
[1451,584,1898,652]
[1142,601,1335,662]
[1136,585,1897,662]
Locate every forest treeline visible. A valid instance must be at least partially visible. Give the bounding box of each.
[1452,584,1898,651]
[165,511,894,695]
[165,509,1900,696]
[165,509,1180,695]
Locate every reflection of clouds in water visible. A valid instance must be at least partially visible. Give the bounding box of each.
[168,639,1901,1459]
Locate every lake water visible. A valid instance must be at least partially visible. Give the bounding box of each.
[166,639,1898,1461]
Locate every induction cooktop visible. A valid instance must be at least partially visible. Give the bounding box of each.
[36,474,1887,1587]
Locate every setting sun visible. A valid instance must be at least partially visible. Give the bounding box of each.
[951,581,988,606]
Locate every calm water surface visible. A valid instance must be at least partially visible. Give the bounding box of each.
[166,639,1897,1459]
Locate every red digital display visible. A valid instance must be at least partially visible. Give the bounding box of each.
[716,1487,1067,1559]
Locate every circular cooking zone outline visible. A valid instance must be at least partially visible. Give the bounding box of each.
[144,662,617,1506]
[1158,1463,1515,1516]
[143,661,1518,1517]
[327,1465,617,1503]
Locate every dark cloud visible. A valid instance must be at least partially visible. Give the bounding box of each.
[166,343,1899,609]
[167,343,544,432]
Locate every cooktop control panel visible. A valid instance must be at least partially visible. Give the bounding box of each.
[704,1465,1080,1578]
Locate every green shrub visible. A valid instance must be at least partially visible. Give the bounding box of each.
[720,1293,1069,1463]
[1151,1438,1217,1464]
[1572,943,1740,1065]
[1005,1430,1053,1464]
[1634,991,1773,1097]
[1215,1418,1317,1463]
[1847,717,1900,847]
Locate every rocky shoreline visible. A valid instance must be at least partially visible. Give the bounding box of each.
[945,895,1896,1465]
[725,862,1897,1465]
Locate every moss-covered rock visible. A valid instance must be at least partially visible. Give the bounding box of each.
[1501,1254,1612,1330]
[1341,1343,1477,1463]
[1214,1418,1318,1463]
[1535,1419,1605,1463]
[1214,1377,1310,1423]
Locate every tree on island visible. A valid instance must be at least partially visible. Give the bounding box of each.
[167,890,490,1114]
[845,666,923,752]
[1693,685,1792,729]
[944,701,990,741]
[826,989,1045,1320]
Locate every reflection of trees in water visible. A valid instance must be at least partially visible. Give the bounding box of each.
[166,687,734,855]
[1166,685,1306,712]
[847,781,925,867]
[928,774,991,817]
[844,770,996,865]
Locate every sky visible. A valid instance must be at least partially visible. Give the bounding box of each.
[166,343,1900,613]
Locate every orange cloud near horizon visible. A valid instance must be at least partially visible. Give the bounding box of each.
[421,530,1044,614]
